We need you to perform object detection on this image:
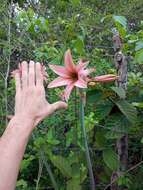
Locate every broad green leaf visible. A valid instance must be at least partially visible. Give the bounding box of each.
[105,113,130,133]
[135,41,143,51]
[111,86,126,99]
[115,100,137,123]
[87,89,103,103]
[115,22,127,38]
[113,15,127,29]
[135,49,143,64]
[94,100,114,120]
[49,155,72,178]
[103,148,119,171]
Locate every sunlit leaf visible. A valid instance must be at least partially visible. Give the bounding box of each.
[111,86,126,99]
[115,100,137,123]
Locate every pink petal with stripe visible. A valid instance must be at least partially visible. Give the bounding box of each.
[79,68,95,77]
[49,64,70,78]
[64,49,76,73]
[76,59,89,72]
[64,82,75,101]
[48,77,73,88]
[74,79,87,88]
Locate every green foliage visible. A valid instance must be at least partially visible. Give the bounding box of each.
[115,100,137,123]
[103,148,119,171]
[0,0,143,189]
[111,86,126,99]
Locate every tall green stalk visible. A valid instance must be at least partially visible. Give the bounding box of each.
[40,151,58,190]
[79,90,96,190]
[32,134,58,190]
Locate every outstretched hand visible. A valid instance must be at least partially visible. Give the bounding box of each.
[12,61,67,127]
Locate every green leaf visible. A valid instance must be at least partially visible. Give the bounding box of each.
[20,155,34,171]
[111,86,126,99]
[101,14,112,23]
[105,113,130,133]
[47,128,60,145]
[85,112,95,132]
[115,100,137,123]
[67,178,81,190]
[16,179,28,188]
[87,89,103,103]
[95,100,114,120]
[103,148,119,171]
[71,0,80,7]
[49,155,72,178]
[95,131,107,148]
[73,37,84,54]
[135,41,143,51]
[132,102,143,108]
[135,49,143,64]
[113,15,127,29]
[105,131,123,139]
[115,22,127,38]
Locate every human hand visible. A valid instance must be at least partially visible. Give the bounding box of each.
[12,61,67,127]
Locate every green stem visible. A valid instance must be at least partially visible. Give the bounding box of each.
[40,151,59,190]
[79,91,96,190]
[32,134,58,190]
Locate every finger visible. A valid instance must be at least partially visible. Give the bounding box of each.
[36,62,43,86]
[14,71,21,92]
[29,60,35,86]
[21,61,28,88]
[51,101,68,112]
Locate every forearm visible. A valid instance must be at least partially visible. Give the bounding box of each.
[0,116,34,190]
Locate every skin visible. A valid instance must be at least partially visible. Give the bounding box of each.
[0,61,67,190]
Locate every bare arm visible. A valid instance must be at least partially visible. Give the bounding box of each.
[0,61,67,190]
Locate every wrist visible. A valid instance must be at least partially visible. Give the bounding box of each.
[14,114,35,123]
[7,115,35,136]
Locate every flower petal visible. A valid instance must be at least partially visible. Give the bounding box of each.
[49,64,70,78]
[64,82,75,101]
[94,74,118,82]
[76,59,89,72]
[48,77,73,88]
[79,68,95,77]
[64,49,76,73]
[74,79,87,88]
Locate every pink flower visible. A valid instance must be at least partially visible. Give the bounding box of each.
[48,49,118,101]
[48,49,94,101]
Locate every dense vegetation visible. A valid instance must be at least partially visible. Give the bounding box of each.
[0,0,143,189]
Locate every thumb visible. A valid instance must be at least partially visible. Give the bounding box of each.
[51,101,68,112]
